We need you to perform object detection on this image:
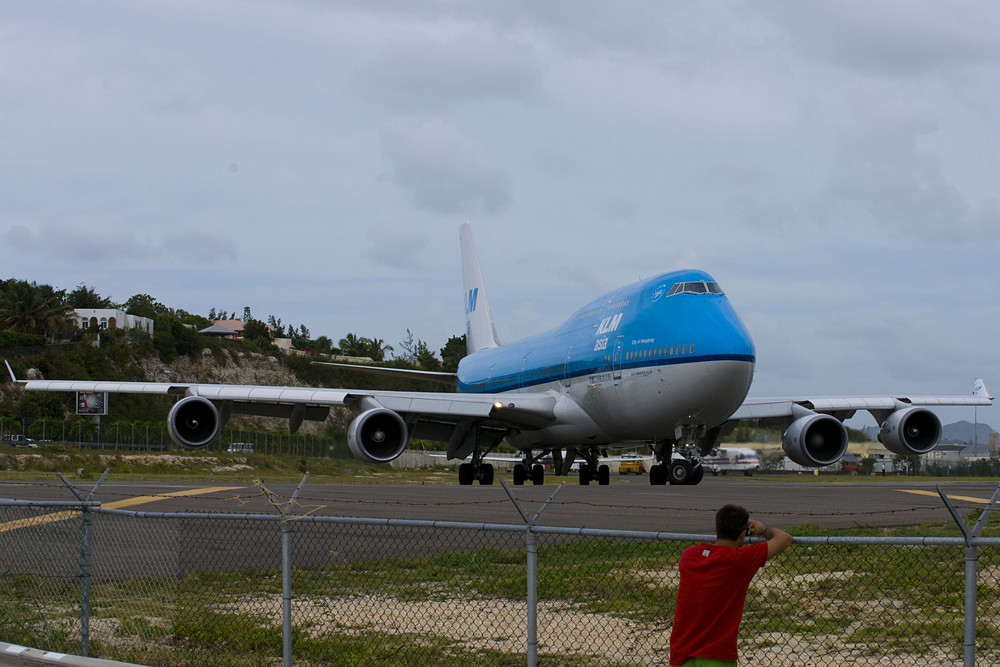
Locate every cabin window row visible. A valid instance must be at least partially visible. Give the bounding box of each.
[607,298,630,311]
[626,344,692,361]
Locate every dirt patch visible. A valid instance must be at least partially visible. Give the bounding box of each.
[215,592,670,661]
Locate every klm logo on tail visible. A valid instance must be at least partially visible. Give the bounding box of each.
[466,288,479,314]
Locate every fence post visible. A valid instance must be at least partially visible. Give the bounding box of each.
[500,481,565,667]
[57,469,110,658]
[937,484,1000,667]
[277,473,310,667]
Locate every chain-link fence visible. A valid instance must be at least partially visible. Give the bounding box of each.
[2,486,1000,666]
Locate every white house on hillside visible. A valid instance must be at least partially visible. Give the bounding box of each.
[73,309,155,335]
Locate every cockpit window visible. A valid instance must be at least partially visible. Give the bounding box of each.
[666,281,724,296]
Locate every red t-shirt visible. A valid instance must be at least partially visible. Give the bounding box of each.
[668,541,769,666]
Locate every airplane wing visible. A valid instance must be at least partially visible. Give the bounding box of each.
[721,378,993,467]
[730,378,993,421]
[4,362,557,463]
[310,361,457,386]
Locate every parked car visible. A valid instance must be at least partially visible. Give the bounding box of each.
[227,442,255,454]
[5,434,37,448]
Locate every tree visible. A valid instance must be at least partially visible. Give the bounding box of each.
[123,294,167,319]
[267,315,286,338]
[361,337,393,362]
[312,335,333,354]
[289,324,310,343]
[66,284,113,309]
[398,329,419,362]
[0,280,72,339]
[338,333,366,357]
[338,333,393,361]
[440,334,467,372]
[153,315,202,362]
[398,329,441,370]
[242,318,273,348]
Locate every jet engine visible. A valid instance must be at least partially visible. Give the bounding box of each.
[347,407,409,463]
[167,396,221,449]
[782,410,848,467]
[878,407,941,455]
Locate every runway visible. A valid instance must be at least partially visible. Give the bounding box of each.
[3,475,998,533]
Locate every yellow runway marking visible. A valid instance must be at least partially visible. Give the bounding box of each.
[897,489,994,505]
[0,486,243,532]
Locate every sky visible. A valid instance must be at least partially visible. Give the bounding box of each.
[2,1,997,430]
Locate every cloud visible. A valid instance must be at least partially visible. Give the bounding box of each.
[351,22,542,110]
[2,217,238,266]
[754,1,999,75]
[821,96,1000,242]
[380,119,512,215]
[361,224,431,272]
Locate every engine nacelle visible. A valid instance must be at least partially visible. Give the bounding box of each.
[347,408,409,463]
[167,396,221,449]
[782,412,848,467]
[878,407,941,455]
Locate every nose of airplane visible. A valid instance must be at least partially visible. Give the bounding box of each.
[702,298,756,363]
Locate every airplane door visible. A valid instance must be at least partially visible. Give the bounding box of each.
[563,346,573,388]
[612,336,624,381]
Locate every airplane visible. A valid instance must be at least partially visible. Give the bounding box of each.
[702,447,761,476]
[5,223,994,487]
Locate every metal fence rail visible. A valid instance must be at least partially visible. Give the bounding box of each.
[2,486,1000,666]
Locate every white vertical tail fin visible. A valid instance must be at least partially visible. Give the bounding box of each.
[460,222,501,354]
[973,378,993,400]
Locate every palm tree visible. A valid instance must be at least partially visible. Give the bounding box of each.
[362,338,394,362]
[0,280,73,339]
[338,334,394,361]
[338,333,366,357]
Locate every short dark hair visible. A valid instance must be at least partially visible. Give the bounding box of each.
[716,504,749,541]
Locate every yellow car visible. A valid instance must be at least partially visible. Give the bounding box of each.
[618,456,645,475]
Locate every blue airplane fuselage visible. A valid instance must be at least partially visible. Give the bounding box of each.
[455,270,756,447]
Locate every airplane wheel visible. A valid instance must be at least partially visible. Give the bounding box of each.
[531,464,545,485]
[458,463,475,486]
[668,460,692,485]
[579,463,591,485]
[513,464,527,486]
[598,464,610,486]
[689,464,704,485]
[480,463,495,485]
[649,464,667,485]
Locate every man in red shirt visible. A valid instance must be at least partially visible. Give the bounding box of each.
[668,504,793,666]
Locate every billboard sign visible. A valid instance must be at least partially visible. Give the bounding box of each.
[77,391,108,416]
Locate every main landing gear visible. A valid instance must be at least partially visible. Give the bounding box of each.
[512,462,546,486]
[577,448,611,486]
[512,448,558,486]
[458,445,496,485]
[648,459,704,485]
[508,447,611,486]
[648,441,705,486]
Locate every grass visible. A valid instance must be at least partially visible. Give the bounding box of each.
[5,515,1000,665]
[0,444,455,484]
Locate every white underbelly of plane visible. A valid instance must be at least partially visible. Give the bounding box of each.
[504,359,753,449]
